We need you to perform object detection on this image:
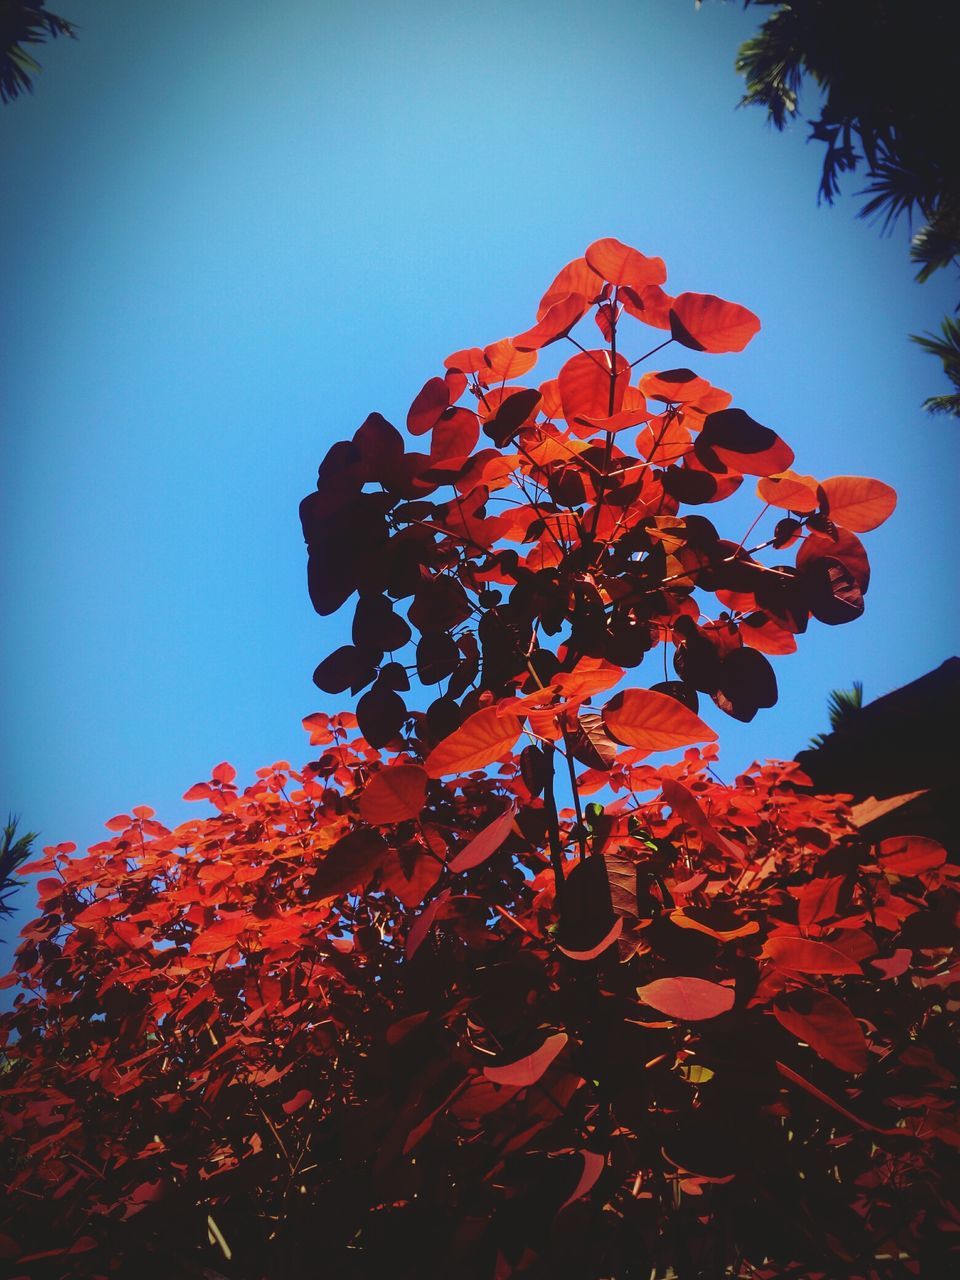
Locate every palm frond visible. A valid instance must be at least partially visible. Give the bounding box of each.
[0,814,38,918]
[0,3,77,105]
[808,681,863,748]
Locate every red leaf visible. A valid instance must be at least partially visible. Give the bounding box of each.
[756,469,820,513]
[483,1032,568,1086]
[603,688,717,752]
[444,346,485,374]
[878,835,947,876]
[537,256,603,319]
[584,237,666,290]
[357,765,429,824]
[281,1088,312,1115]
[696,409,795,477]
[405,889,451,959]
[870,948,912,980]
[182,783,213,802]
[636,976,735,1020]
[212,761,236,785]
[407,376,450,435]
[659,778,745,862]
[763,936,862,975]
[313,828,389,899]
[449,803,516,872]
[557,916,623,961]
[513,293,589,351]
[481,339,538,383]
[819,476,897,532]
[105,814,132,831]
[558,349,630,425]
[773,989,868,1073]
[558,1150,606,1212]
[424,707,524,777]
[669,293,761,353]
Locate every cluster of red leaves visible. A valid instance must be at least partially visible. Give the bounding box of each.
[302,236,896,746]
[1,739,957,1278]
[3,240,956,1280]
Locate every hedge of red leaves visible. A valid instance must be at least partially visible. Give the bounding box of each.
[2,239,958,1280]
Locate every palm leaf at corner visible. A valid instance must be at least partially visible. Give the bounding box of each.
[1,814,38,918]
[808,681,863,749]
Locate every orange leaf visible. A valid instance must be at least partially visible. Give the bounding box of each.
[819,476,897,532]
[558,349,630,425]
[756,470,820,513]
[553,656,625,703]
[660,779,745,862]
[357,765,428,824]
[584,237,667,290]
[670,910,758,941]
[513,293,589,351]
[424,707,524,777]
[639,368,713,405]
[444,346,484,374]
[481,339,537,383]
[483,1031,568,1086]
[603,688,717,752]
[670,293,760,354]
[636,976,734,1020]
[537,256,603,320]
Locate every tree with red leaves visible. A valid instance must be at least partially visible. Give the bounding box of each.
[2,239,957,1280]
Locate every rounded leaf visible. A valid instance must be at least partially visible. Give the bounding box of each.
[357,765,429,824]
[819,476,897,532]
[636,976,735,1020]
[603,687,717,752]
[584,238,667,290]
[424,706,524,777]
[669,293,761,353]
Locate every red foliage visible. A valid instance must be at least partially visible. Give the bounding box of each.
[3,240,957,1280]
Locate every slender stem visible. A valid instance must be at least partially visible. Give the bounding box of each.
[559,726,587,861]
[542,742,566,888]
[629,336,673,368]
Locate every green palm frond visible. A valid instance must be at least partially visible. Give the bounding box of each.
[1,814,38,918]
[808,681,863,749]
[1,2,77,105]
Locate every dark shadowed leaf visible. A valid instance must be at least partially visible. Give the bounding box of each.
[313,828,389,899]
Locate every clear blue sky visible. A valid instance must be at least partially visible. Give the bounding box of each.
[2,0,957,965]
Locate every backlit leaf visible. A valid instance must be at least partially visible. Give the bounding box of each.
[584,238,667,290]
[513,293,589,351]
[603,688,717,751]
[669,293,761,353]
[449,803,516,872]
[357,765,429,824]
[819,476,897,532]
[424,707,524,777]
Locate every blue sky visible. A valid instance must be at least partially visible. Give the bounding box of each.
[1,0,957,964]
